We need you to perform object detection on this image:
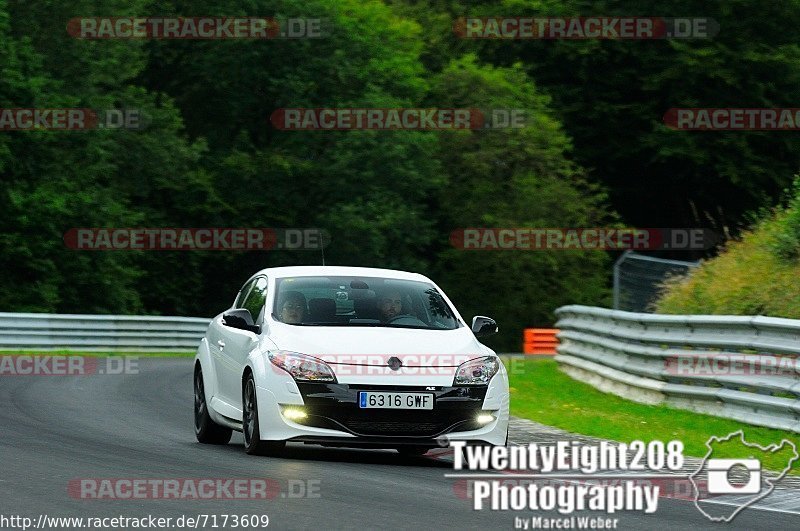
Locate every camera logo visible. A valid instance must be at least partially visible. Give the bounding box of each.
[690,431,798,522]
[706,458,761,494]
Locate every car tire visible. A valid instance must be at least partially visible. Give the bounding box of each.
[194,367,233,444]
[242,373,286,456]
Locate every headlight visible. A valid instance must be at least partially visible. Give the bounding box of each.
[453,356,499,385]
[268,350,336,382]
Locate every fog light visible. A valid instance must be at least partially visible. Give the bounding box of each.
[282,407,307,421]
[476,413,495,425]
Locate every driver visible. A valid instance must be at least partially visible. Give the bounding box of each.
[278,291,307,324]
[377,289,403,322]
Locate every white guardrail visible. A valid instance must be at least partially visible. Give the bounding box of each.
[555,305,800,433]
[0,313,211,351]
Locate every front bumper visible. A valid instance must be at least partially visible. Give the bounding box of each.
[253,354,510,447]
[254,379,509,447]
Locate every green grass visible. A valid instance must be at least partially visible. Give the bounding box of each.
[504,357,800,474]
[0,350,194,357]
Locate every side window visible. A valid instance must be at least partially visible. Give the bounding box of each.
[234,278,257,309]
[241,276,268,321]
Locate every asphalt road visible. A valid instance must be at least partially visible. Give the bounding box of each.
[1,358,798,530]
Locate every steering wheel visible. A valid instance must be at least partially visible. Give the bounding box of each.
[386,314,427,326]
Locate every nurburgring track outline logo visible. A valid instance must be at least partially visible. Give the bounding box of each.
[689,430,799,522]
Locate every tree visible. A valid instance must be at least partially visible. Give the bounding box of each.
[428,56,613,350]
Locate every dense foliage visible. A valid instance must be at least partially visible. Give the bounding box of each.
[2,1,799,348]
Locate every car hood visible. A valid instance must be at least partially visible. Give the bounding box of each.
[264,323,494,386]
[266,323,490,365]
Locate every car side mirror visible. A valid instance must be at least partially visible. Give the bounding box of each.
[471,316,498,338]
[222,309,261,334]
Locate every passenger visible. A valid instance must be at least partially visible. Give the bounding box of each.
[278,291,307,324]
[377,290,403,322]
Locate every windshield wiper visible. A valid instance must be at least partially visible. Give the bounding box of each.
[379,324,446,330]
[294,322,352,326]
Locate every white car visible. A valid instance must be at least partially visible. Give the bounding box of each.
[193,266,509,456]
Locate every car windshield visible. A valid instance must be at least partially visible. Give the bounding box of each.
[273,276,460,330]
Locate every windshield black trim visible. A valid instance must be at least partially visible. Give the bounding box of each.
[274,320,455,330]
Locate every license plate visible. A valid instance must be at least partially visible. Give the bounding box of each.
[358,391,433,410]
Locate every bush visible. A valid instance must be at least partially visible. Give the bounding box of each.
[656,177,800,317]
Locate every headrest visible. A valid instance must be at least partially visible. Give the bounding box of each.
[353,298,381,320]
[308,298,336,320]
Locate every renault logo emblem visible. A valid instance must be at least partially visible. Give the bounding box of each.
[387,356,403,371]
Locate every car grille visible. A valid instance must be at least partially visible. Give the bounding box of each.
[344,420,443,435]
[299,410,480,437]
